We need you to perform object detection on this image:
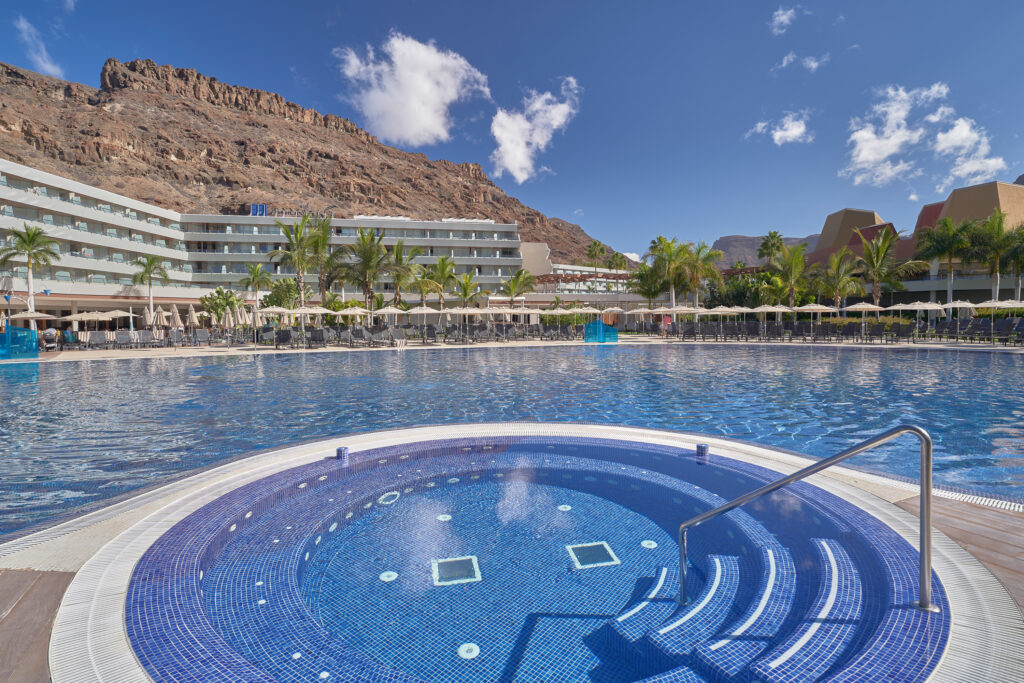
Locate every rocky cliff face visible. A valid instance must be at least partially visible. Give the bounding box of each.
[0,58,606,262]
[711,234,819,268]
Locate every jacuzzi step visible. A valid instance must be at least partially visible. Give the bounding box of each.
[608,566,681,651]
[643,555,741,664]
[691,545,797,682]
[636,662,708,682]
[749,538,862,683]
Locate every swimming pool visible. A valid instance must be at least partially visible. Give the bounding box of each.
[124,435,950,682]
[1,344,1022,540]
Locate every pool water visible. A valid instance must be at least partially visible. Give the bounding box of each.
[126,437,950,682]
[1,344,1022,540]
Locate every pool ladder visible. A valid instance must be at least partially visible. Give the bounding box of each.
[678,425,937,612]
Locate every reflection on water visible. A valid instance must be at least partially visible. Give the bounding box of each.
[0,345,1022,539]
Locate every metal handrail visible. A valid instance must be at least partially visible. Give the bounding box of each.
[678,425,936,611]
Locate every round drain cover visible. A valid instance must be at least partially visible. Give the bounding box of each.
[458,643,480,659]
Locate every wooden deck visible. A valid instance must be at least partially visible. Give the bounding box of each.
[898,495,1024,612]
[0,569,74,682]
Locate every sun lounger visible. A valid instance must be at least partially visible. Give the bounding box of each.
[115,330,135,349]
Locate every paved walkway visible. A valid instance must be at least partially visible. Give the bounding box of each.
[7,334,1023,365]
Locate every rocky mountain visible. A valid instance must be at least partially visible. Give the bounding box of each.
[0,58,608,263]
[711,234,819,269]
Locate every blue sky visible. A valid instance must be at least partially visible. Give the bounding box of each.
[5,1,1024,258]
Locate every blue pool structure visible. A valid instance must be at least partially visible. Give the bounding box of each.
[1,344,1023,542]
[124,435,951,683]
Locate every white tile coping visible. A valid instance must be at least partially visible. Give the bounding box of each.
[38,423,1024,682]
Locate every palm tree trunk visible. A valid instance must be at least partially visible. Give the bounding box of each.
[669,283,676,308]
[253,286,260,345]
[148,280,155,329]
[296,270,306,336]
[26,263,36,331]
[1016,270,1022,301]
[318,272,327,304]
[872,278,881,319]
[993,268,1000,300]
[946,257,954,305]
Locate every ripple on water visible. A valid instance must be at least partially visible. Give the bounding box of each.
[0,344,1022,539]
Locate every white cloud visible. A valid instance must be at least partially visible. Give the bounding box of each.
[490,76,581,184]
[63,0,77,10]
[771,51,797,72]
[622,252,641,263]
[771,112,814,145]
[934,117,1006,191]
[924,105,954,123]
[573,208,584,216]
[746,113,814,145]
[769,6,798,35]
[13,15,64,78]
[841,81,1005,192]
[334,32,490,146]
[745,121,769,139]
[909,193,919,201]
[801,53,830,72]
[745,113,813,145]
[841,82,948,186]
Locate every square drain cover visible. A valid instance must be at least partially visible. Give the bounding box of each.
[431,556,481,586]
[566,542,620,569]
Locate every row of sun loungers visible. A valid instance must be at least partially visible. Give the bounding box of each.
[263,323,588,349]
[40,316,1024,352]
[657,318,1024,344]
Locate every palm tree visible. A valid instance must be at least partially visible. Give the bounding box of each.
[268,214,314,309]
[586,240,606,280]
[682,241,723,308]
[1006,224,1024,301]
[628,262,667,308]
[769,243,807,309]
[239,263,272,339]
[605,252,627,271]
[498,268,536,306]
[915,216,971,304]
[428,255,458,308]
[966,209,1017,300]
[855,228,927,313]
[130,254,169,324]
[758,274,789,307]
[811,247,865,310]
[758,231,785,263]
[307,216,335,304]
[645,236,689,307]
[331,228,393,310]
[0,224,60,329]
[452,272,488,306]
[388,240,424,305]
[411,269,442,308]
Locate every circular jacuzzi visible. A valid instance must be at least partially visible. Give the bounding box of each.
[122,432,955,682]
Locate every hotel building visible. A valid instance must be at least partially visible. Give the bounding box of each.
[0,158,521,319]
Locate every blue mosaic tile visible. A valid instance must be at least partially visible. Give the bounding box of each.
[124,436,951,682]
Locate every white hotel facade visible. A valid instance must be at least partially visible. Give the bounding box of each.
[0,158,521,319]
